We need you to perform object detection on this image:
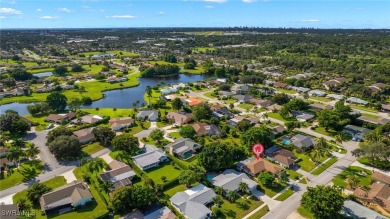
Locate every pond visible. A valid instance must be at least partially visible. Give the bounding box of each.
[33,72,53,78]
[0,73,213,116]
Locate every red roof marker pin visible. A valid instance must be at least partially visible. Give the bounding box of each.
[252,143,264,160]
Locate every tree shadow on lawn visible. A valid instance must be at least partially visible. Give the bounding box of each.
[46,200,100,218]
[236,201,250,210]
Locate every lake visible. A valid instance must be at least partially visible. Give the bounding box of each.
[33,72,53,78]
[0,74,212,116]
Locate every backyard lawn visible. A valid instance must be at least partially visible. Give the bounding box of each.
[81,108,134,118]
[169,132,181,139]
[219,196,264,219]
[297,206,314,219]
[285,169,302,180]
[267,112,289,123]
[332,166,372,189]
[311,157,338,175]
[145,163,183,184]
[180,67,205,74]
[294,150,316,172]
[276,88,297,94]
[164,184,188,197]
[237,103,254,110]
[204,91,218,99]
[81,142,106,156]
[0,160,43,191]
[313,127,338,137]
[24,114,50,131]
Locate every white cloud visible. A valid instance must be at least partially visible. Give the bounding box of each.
[0,16,5,19]
[58,8,71,13]
[0,7,22,15]
[106,15,137,19]
[205,5,214,8]
[242,0,256,3]
[203,0,227,3]
[36,8,42,12]
[158,11,165,15]
[300,19,320,22]
[39,16,59,19]
[0,0,16,4]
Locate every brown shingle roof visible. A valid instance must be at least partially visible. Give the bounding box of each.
[373,172,390,185]
[246,159,282,175]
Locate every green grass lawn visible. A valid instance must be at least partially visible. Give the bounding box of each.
[332,166,372,189]
[311,157,338,175]
[169,132,182,139]
[80,108,134,118]
[157,121,169,128]
[13,176,67,219]
[24,114,50,131]
[192,47,216,53]
[224,99,237,104]
[361,113,380,119]
[294,150,316,172]
[349,104,378,113]
[145,162,183,184]
[81,142,106,156]
[219,196,264,219]
[313,127,338,137]
[164,184,188,197]
[275,187,294,201]
[247,205,269,219]
[285,169,303,180]
[257,181,287,198]
[309,96,331,102]
[237,103,254,110]
[276,88,297,94]
[299,178,308,184]
[297,206,314,219]
[28,68,54,74]
[180,67,205,74]
[267,112,289,123]
[78,50,138,57]
[0,160,43,191]
[204,91,218,99]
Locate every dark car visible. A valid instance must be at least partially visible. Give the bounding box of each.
[310,125,318,130]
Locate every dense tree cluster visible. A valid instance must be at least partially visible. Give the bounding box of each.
[0,110,30,135]
[110,185,156,213]
[141,64,180,77]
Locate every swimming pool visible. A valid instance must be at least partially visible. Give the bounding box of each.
[282,139,291,145]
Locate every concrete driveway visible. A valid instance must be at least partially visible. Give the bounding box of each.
[24,130,60,171]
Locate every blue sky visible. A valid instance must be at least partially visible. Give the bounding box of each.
[0,0,389,29]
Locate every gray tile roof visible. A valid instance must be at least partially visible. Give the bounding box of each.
[170,184,216,219]
[137,110,159,121]
[210,169,257,192]
[341,200,387,219]
[132,145,167,169]
[291,134,315,148]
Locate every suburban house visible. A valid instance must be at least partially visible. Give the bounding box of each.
[73,128,95,144]
[368,83,387,93]
[191,123,221,136]
[211,105,234,118]
[164,138,202,160]
[341,200,387,219]
[218,91,235,98]
[357,116,390,125]
[308,90,326,97]
[291,111,315,122]
[381,104,390,113]
[323,77,346,90]
[161,87,178,95]
[166,112,193,125]
[109,117,134,131]
[236,157,283,177]
[100,160,136,190]
[39,181,93,213]
[45,112,76,124]
[273,82,290,89]
[137,110,159,121]
[182,97,203,107]
[132,144,168,170]
[346,97,368,105]
[326,94,345,100]
[232,94,253,103]
[343,125,372,141]
[291,86,311,93]
[170,184,216,219]
[372,172,390,186]
[0,87,24,98]
[290,134,316,149]
[71,114,103,125]
[227,116,245,126]
[231,84,251,94]
[121,206,175,219]
[309,103,333,110]
[265,145,296,168]
[267,104,282,112]
[353,183,390,213]
[210,169,258,195]
[271,125,286,137]
[249,98,272,108]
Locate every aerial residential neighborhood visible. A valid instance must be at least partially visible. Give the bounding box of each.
[0,5,390,219]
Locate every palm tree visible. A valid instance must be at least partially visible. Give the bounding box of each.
[146,86,152,104]
[226,190,239,203]
[310,148,324,163]
[212,195,224,207]
[314,137,332,157]
[25,143,40,160]
[87,158,104,175]
[238,182,249,194]
[16,198,30,211]
[214,187,226,196]
[6,147,23,168]
[0,133,10,147]
[261,113,269,122]
[335,135,343,145]
[100,180,113,193]
[11,138,26,148]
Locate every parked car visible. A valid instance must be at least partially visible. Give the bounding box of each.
[310,125,318,130]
